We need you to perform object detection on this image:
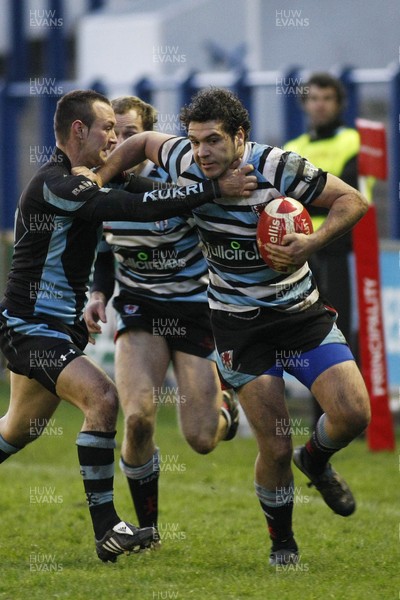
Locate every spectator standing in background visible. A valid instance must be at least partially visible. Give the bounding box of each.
[284,73,372,426]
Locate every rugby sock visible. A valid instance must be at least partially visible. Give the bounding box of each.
[120,448,160,528]
[76,431,120,539]
[255,481,297,550]
[0,434,21,463]
[304,414,349,475]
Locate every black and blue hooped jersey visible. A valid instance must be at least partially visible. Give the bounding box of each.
[100,161,208,302]
[2,149,218,323]
[158,138,327,313]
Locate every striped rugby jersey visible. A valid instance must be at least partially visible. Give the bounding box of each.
[101,162,209,302]
[158,138,327,313]
[2,149,218,323]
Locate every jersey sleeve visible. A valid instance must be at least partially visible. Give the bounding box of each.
[42,167,100,214]
[158,137,193,181]
[123,173,164,193]
[263,147,327,205]
[42,166,221,223]
[90,239,115,302]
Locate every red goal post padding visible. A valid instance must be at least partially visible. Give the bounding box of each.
[356,118,388,179]
[353,119,395,451]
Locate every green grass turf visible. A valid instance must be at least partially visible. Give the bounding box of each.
[0,379,398,600]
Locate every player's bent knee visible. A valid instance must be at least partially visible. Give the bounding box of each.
[349,401,371,435]
[86,375,118,409]
[81,382,119,431]
[57,357,119,418]
[329,396,371,438]
[272,446,292,468]
[185,432,215,455]
[260,438,292,468]
[125,412,155,447]
[97,384,119,415]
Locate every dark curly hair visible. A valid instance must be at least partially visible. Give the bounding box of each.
[180,87,251,140]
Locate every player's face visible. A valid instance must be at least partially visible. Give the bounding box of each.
[82,101,117,167]
[304,85,341,127]
[188,120,245,179]
[114,109,144,147]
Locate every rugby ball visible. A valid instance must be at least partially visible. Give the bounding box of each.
[256,196,313,273]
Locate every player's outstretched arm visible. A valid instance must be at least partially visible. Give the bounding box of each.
[96,131,172,187]
[72,163,257,200]
[85,131,257,198]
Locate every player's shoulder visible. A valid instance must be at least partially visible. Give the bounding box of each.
[37,148,70,184]
[246,141,274,163]
[246,141,289,176]
[160,135,190,154]
[22,152,68,199]
[159,136,194,178]
[41,151,99,207]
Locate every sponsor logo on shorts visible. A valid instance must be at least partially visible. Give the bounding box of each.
[123,304,140,315]
[220,349,234,371]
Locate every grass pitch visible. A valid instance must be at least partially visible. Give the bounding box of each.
[0,380,398,600]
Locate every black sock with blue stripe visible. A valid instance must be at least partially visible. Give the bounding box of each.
[120,449,160,528]
[304,414,349,475]
[76,431,120,539]
[255,481,297,550]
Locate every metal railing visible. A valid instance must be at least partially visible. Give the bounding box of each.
[1,0,399,236]
[1,63,399,237]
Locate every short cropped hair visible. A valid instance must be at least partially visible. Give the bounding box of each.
[111,96,158,132]
[180,87,251,141]
[54,89,111,144]
[302,73,346,109]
